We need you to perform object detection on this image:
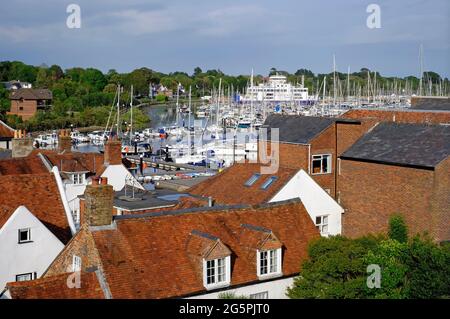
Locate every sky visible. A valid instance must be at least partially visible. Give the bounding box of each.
[0,0,449,77]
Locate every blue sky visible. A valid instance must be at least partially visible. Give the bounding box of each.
[0,0,449,77]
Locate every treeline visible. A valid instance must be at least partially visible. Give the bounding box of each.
[0,60,448,131]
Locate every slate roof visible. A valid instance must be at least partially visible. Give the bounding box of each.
[7,272,104,299]
[188,163,298,205]
[9,88,52,100]
[262,115,355,144]
[411,97,450,111]
[341,122,450,168]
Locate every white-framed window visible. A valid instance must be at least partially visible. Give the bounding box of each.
[16,272,36,282]
[72,173,85,185]
[72,255,82,272]
[18,228,31,244]
[203,256,231,289]
[257,248,282,278]
[316,215,329,235]
[312,154,332,175]
[250,291,269,299]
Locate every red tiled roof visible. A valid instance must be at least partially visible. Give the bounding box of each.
[0,173,71,243]
[33,149,105,174]
[189,163,298,205]
[7,272,104,299]
[0,120,14,138]
[0,155,48,175]
[86,200,318,298]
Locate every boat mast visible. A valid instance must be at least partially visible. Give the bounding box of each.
[176,83,180,126]
[130,85,133,144]
[333,54,336,106]
[117,84,121,138]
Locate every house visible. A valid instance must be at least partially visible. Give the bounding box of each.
[8,88,52,120]
[0,172,73,295]
[0,119,14,150]
[260,114,376,198]
[339,122,450,242]
[5,177,320,299]
[340,107,450,125]
[410,96,450,111]
[189,163,344,236]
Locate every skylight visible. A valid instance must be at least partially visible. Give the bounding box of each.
[244,173,261,186]
[260,176,277,190]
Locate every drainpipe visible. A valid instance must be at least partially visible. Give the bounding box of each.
[52,166,77,235]
[308,144,311,174]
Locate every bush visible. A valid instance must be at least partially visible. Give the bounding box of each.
[388,214,408,243]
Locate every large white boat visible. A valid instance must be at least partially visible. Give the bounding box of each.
[242,74,315,104]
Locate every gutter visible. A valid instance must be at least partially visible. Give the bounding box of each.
[51,166,77,235]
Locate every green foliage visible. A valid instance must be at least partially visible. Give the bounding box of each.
[121,108,151,130]
[218,292,249,299]
[156,94,168,102]
[287,235,381,299]
[388,214,408,243]
[288,234,450,299]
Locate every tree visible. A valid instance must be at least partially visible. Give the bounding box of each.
[193,67,203,77]
[388,214,408,243]
[80,68,107,91]
[287,236,381,299]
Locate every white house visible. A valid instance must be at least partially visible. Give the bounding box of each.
[0,206,65,298]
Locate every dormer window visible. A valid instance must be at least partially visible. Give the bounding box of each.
[72,173,85,185]
[257,248,282,278]
[203,256,231,290]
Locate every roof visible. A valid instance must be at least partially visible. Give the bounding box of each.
[262,114,339,144]
[0,155,48,175]
[70,200,319,298]
[411,96,450,111]
[341,122,450,168]
[7,272,104,299]
[112,188,179,211]
[188,163,298,205]
[9,88,52,100]
[0,120,14,138]
[31,149,105,174]
[0,173,71,243]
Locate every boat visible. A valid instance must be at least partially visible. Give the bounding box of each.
[70,131,90,143]
[34,132,58,146]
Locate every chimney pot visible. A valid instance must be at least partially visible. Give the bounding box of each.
[101,177,108,185]
[92,177,100,186]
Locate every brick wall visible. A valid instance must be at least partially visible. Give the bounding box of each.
[104,139,122,165]
[9,100,37,120]
[338,159,448,240]
[429,158,450,242]
[44,227,102,276]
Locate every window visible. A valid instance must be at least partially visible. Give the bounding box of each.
[260,176,277,190]
[71,209,80,225]
[16,272,36,282]
[72,255,82,272]
[18,228,31,243]
[245,174,261,186]
[258,249,282,277]
[203,256,231,289]
[312,154,332,174]
[72,174,85,185]
[316,215,329,235]
[250,291,269,299]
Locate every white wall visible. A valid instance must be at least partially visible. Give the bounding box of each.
[269,170,343,236]
[101,165,145,191]
[0,206,65,292]
[187,277,294,299]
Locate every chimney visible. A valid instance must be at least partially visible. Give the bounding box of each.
[82,177,114,227]
[58,129,72,153]
[104,136,122,165]
[12,130,33,158]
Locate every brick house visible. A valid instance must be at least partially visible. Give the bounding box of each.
[339,122,450,242]
[8,88,52,120]
[0,119,14,150]
[261,115,377,198]
[5,178,320,299]
[340,108,450,125]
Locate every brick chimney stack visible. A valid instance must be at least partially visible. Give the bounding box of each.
[104,136,122,165]
[12,129,33,158]
[82,177,114,227]
[58,129,72,153]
